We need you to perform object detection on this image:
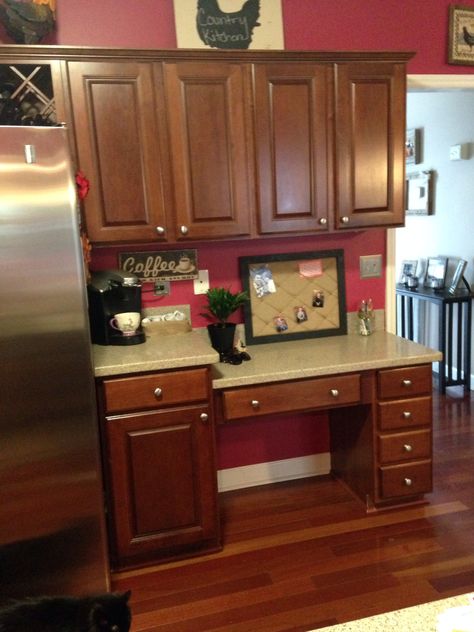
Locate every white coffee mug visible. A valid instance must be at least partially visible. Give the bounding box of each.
[110,312,141,336]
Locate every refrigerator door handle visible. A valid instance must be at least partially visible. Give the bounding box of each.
[24,144,36,164]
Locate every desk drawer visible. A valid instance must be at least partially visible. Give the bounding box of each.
[378,365,432,399]
[221,374,361,421]
[378,429,431,464]
[103,368,209,414]
[378,396,431,430]
[379,460,432,499]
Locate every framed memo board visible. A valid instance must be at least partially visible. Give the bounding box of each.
[239,250,347,345]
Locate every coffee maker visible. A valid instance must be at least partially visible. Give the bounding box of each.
[87,270,146,345]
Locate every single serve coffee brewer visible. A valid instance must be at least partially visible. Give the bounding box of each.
[87,270,146,345]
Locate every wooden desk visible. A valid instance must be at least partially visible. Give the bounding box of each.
[94,332,441,569]
[396,284,473,393]
[215,362,433,512]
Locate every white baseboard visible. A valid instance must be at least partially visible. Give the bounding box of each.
[217,452,331,493]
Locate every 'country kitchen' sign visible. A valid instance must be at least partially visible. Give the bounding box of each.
[118,250,198,282]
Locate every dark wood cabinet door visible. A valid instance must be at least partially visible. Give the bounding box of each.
[335,62,406,229]
[254,63,331,234]
[104,405,219,568]
[163,61,253,240]
[68,61,170,243]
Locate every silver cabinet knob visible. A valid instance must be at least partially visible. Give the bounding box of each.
[200,413,209,423]
[251,400,260,408]
[403,411,412,419]
[330,389,339,397]
[180,225,189,235]
[156,226,165,235]
[403,444,413,452]
[154,387,162,398]
[404,477,413,486]
[402,379,412,387]
[319,217,327,225]
[341,216,349,224]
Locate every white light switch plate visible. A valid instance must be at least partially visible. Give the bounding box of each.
[194,269,210,294]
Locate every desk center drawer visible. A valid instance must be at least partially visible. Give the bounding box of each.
[221,374,361,421]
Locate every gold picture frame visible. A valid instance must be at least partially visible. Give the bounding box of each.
[448,4,474,66]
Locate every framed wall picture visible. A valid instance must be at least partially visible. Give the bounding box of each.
[448,4,474,66]
[406,128,421,165]
[173,0,284,50]
[406,170,433,216]
[239,249,347,345]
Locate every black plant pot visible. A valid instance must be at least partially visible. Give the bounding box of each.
[207,323,236,361]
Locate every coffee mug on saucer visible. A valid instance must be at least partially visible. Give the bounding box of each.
[110,312,141,336]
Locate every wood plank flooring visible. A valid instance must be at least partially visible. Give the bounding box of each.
[113,385,474,631]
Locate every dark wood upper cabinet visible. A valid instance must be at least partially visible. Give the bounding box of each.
[163,61,253,240]
[334,62,406,229]
[0,47,413,243]
[67,61,170,243]
[253,63,332,234]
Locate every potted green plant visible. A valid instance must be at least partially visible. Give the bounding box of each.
[201,287,249,360]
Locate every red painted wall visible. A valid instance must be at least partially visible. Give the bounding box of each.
[3,0,464,471]
[2,0,472,74]
[92,232,386,321]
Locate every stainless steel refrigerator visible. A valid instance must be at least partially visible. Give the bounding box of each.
[0,126,110,600]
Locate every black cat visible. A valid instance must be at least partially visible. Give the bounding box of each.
[0,590,131,632]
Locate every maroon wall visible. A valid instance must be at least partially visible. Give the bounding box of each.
[3,0,471,74]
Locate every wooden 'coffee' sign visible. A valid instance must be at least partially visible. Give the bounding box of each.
[119,250,198,282]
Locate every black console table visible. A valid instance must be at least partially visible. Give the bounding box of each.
[396,283,473,393]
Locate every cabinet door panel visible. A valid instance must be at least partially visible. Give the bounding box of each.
[68,61,169,243]
[164,61,252,239]
[105,406,219,566]
[254,64,330,234]
[335,62,406,229]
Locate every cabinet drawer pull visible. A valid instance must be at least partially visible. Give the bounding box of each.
[340,216,349,224]
[251,399,260,408]
[156,226,165,235]
[403,411,412,419]
[154,387,163,399]
[330,389,339,397]
[200,413,209,423]
[404,477,413,486]
[180,225,189,235]
[403,444,413,452]
[402,379,412,387]
[319,217,327,225]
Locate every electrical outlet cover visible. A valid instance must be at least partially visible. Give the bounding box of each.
[360,255,382,279]
[194,270,210,294]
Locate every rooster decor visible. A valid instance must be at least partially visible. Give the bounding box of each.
[0,0,56,44]
[196,0,260,49]
[463,25,474,50]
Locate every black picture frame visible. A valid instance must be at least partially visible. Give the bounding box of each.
[239,249,347,345]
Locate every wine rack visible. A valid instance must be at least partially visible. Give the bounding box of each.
[0,63,56,125]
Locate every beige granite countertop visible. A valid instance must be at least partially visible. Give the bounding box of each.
[313,592,474,631]
[92,329,441,386]
[211,331,442,389]
[92,330,219,377]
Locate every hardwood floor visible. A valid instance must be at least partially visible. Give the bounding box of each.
[113,385,474,631]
